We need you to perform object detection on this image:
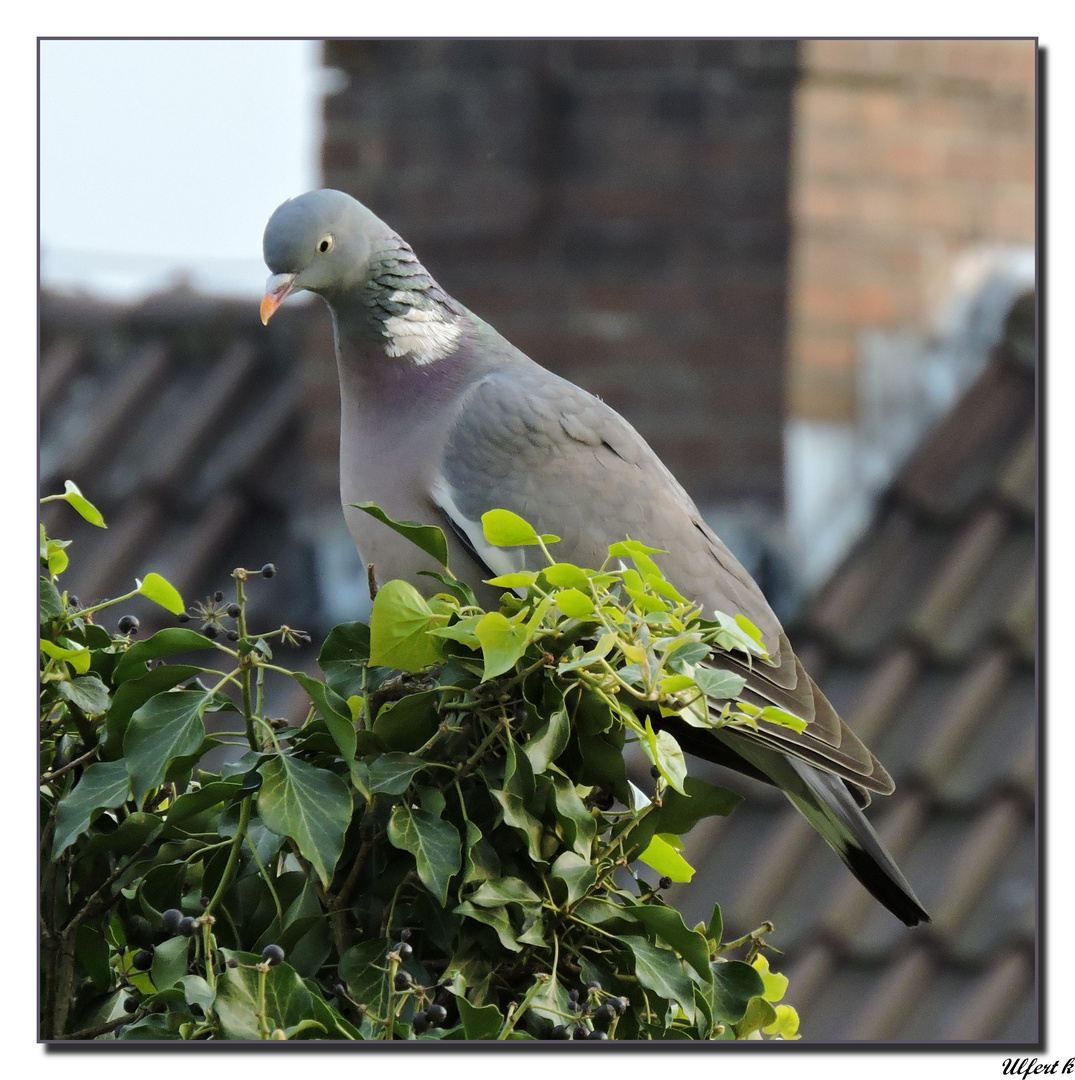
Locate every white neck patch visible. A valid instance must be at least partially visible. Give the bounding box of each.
[382,290,462,366]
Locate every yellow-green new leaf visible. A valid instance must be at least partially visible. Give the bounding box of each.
[137,573,186,615]
[637,833,695,882]
[62,480,107,528]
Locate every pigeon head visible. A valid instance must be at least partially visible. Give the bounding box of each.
[260,189,387,324]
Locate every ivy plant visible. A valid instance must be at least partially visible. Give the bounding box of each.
[39,485,800,1041]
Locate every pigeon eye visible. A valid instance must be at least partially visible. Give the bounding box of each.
[317,235,334,254]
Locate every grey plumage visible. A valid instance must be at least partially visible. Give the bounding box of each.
[261,188,929,926]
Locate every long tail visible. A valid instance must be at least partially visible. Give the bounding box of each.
[663,719,930,926]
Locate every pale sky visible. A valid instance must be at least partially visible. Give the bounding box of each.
[40,39,323,298]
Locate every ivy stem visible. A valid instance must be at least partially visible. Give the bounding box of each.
[206,796,252,916]
[257,965,270,1039]
[497,972,549,1039]
[70,587,140,620]
[41,745,98,782]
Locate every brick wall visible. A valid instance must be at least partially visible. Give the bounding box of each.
[315,39,799,514]
[787,39,1036,423]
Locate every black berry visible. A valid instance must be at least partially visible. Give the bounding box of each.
[586,1029,609,1040]
[411,1010,430,1034]
[585,980,602,993]
[549,1024,571,1040]
[396,942,413,960]
[611,997,628,1015]
[398,928,412,942]
[659,876,673,890]
[178,917,199,937]
[227,959,239,968]
[426,1004,447,1027]
[132,949,153,971]
[261,944,285,966]
[568,988,579,1001]
[161,908,183,935]
[226,630,239,641]
[117,615,139,634]
[260,563,276,579]
[650,765,661,779]
[214,591,225,602]
[227,603,241,618]
[177,612,190,623]
[123,994,140,1014]
[200,896,210,907]
[593,1003,616,1029]
[201,622,218,639]
[394,970,413,991]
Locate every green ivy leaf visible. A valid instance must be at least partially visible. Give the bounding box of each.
[151,935,192,992]
[258,755,352,889]
[706,903,723,947]
[61,480,107,527]
[290,672,356,764]
[368,580,445,672]
[113,628,217,682]
[351,501,450,567]
[124,690,208,802]
[621,935,695,1017]
[733,994,778,1039]
[485,571,538,589]
[481,509,542,547]
[627,903,712,984]
[454,993,504,1039]
[40,638,90,674]
[550,850,598,906]
[711,960,766,1024]
[752,954,789,1002]
[136,573,186,615]
[57,674,111,715]
[215,952,316,1039]
[637,834,695,883]
[523,700,570,774]
[52,760,130,856]
[103,665,205,756]
[543,562,591,590]
[464,876,542,907]
[372,691,439,752]
[387,803,462,905]
[553,588,596,619]
[474,611,530,680]
[318,620,371,699]
[40,577,64,622]
[454,901,522,953]
[367,753,427,795]
[692,666,747,701]
[648,775,744,835]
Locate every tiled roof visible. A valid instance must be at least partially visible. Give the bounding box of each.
[38,288,325,717]
[672,290,1037,1041]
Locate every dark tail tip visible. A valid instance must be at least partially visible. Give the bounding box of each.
[843,843,931,927]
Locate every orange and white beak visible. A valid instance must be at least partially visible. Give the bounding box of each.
[260,272,298,325]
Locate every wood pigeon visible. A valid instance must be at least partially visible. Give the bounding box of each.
[261,188,929,926]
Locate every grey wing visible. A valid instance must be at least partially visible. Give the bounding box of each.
[436,365,777,635]
[433,362,894,800]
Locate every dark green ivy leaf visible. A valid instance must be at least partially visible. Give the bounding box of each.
[58,674,111,715]
[387,803,462,905]
[711,960,766,1025]
[351,501,450,567]
[112,628,217,682]
[52,759,130,856]
[258,754,352,889]
[124,690,208,802]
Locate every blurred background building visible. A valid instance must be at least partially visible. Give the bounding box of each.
[38,38,1037,1041]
